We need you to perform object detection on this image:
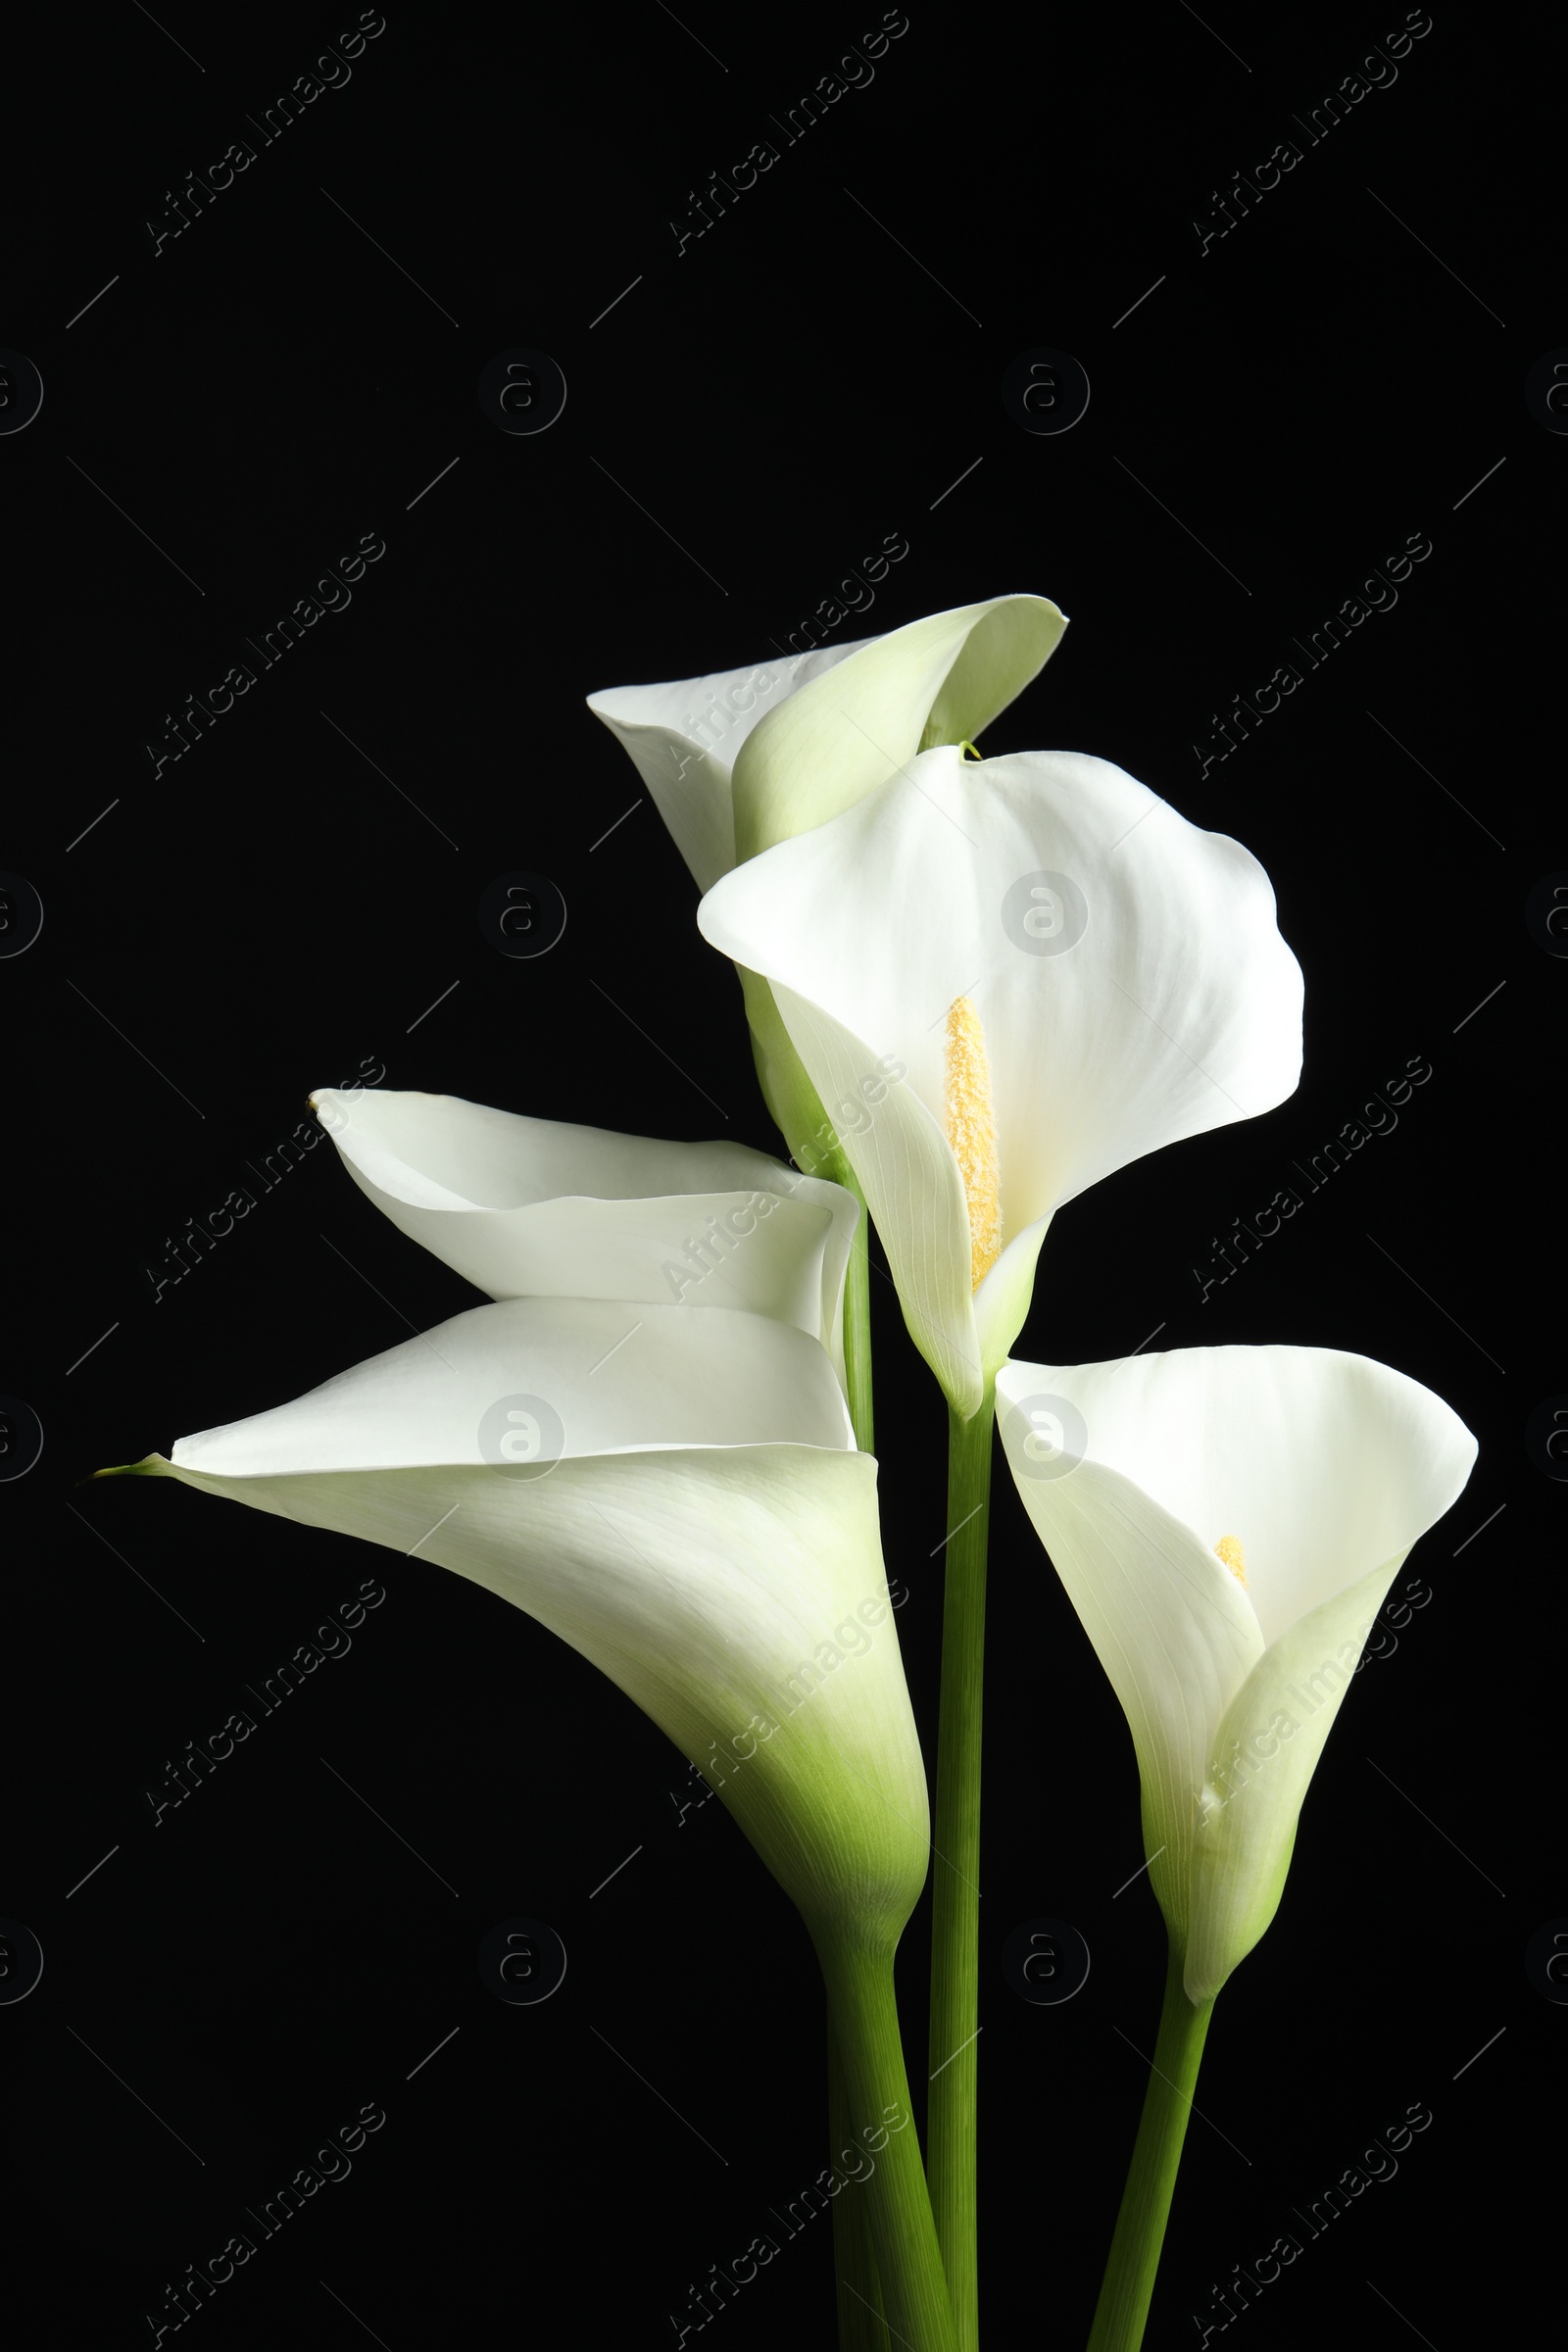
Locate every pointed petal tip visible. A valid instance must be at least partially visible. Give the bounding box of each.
[88,1453,168,1481]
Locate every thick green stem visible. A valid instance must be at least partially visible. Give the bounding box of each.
[817,1936,959,2352]
[1086,1943,1216,2352]
[821,1149,874,1453]
[927,1386,996,2352]
[831,2020,892,2352]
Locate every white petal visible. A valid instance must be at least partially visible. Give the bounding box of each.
[1183,1555,1410,2002]
[126,1440,927,1943]
[309,1089,857,1379]
[170,1298,854,1476]
[731,596,1066,860]
[996,1347,1477,1976]
[587,641,872,890]
[762,978,984,1416]
[999,1346,1477,1646]
[702,746,1301,1408]
[996,1359,1265,1940]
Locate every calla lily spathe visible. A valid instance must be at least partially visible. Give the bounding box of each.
[591,596,1067,1176]
[699,745,1304,1419]
[104,1296,930,1949]
[309,1085,859,1399]
[994,1347,1477,2002]
[587,594,1066,892]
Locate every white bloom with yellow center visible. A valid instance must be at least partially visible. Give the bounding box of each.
[995,1346,1478,2001]
[699,744,1304,1418]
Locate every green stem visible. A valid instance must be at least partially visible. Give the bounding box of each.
[821,1145,883,2348]
[831,2020,892,2352]
[821,1149,874,1453]
[927,1385,996,2352]
[817,1936,959,2352]
[1086,1943,1216,2352]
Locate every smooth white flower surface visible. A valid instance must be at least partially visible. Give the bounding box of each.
[995,1347,1477,2001]
[309,1088,858,1396]
[587,594,1066,890]
[587,639,872,893]
[108,1299,930,1944]
[700,746,1304,1417]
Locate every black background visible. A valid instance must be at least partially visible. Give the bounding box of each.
[3,2,1555,2344]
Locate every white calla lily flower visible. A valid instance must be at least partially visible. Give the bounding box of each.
[308,1087,859,1398]
[103,1298,929,1947]
[587,593,1066,891]
[700,746,1304,1419]
[591,596,1067,1185]
[994,1347,1477,2002]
